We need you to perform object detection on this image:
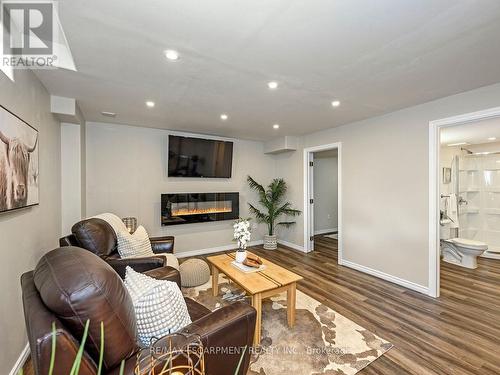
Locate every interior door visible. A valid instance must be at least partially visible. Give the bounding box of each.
[309,152,315,251]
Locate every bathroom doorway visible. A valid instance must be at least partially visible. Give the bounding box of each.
[429,107,500,297]
[303,143,342,263]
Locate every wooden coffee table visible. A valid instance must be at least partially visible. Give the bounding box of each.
[206,252,303,346]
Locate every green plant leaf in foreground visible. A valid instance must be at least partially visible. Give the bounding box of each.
[97,322,105,375]
[69,320,90,375]
[48,322,57,375]
[233,345,247,375]
[118,360,125,375]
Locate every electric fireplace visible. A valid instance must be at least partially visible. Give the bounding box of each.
[161,192,239,226]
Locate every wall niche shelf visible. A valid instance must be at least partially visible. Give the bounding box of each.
[461,207,480,214]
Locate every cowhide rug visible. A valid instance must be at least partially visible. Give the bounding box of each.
[183,275,392,375]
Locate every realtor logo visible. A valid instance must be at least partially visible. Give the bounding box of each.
[2,1,53,55]
[0,0,75,76]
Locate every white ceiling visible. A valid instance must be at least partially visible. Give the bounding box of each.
[35,0,500,141]
[440,117,500,145]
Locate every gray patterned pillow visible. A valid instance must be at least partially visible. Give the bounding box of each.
[124,267,192,347]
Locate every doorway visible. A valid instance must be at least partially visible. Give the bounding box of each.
[429,106,500,297]
[303,142,342,262]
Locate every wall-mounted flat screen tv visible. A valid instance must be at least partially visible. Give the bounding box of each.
[168,135,233,178]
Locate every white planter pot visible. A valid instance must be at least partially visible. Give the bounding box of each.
[235,250,247,263]
[263,234,278,250]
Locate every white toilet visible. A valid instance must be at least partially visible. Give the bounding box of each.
[440,218,488,269]
[440,238,488,269]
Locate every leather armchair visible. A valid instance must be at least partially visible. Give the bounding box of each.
[59,218,175,277]
[22,247,256,375]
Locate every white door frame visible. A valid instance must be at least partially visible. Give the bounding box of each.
[303,142,342,262]
[428,106,500,298]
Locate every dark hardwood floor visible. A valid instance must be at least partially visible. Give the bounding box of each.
[23,235,500,374]
[243,235,500,375]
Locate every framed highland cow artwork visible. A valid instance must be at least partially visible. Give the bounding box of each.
[0,105,39,213]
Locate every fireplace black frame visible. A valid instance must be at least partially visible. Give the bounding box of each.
[161,192,239,226]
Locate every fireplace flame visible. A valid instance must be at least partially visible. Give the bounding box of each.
[172,207,232,216]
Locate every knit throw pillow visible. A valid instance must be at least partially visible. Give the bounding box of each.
[124,267,192,347]
[116,225,154,258]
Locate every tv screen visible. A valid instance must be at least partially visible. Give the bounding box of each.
[168,135,233,178]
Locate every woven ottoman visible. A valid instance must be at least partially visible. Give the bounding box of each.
[180,258,210,287]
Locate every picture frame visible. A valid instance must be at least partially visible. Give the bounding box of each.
[0,105,39,213]
[442,167,451,185]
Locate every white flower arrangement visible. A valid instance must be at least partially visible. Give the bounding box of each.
[233,218,251,251]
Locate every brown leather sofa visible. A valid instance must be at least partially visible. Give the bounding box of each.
[60,218,175,277]
[22,247,256,375]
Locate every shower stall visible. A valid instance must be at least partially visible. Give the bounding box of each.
[457,153,500,258]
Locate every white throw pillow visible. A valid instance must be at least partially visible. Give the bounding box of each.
[124,266,192,347]
[116,225,154,258]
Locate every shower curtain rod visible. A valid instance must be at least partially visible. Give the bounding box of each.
[460,147,500,156]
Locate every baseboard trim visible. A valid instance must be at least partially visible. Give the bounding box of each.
[314,228,338,235]
[340,259,429,295]
[176,240,264,258]
[278,239,307,253]
[9,343,30,375]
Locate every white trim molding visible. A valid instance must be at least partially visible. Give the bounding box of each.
[341,260,429,295]
[9,343,30,375]
[428,106,500,298]
[303,142,343,262]
[176,240,264,258]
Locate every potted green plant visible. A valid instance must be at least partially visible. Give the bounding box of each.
[247,176,301,250]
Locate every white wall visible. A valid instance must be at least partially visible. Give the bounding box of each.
[0,71,61,374]
[276,82,500,289]
[61,123,82,234]
[80,119,87,217]
[313,152,338,233]
[85,122,277,254]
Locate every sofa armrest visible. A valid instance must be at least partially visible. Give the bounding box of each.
[106,256,166,278]
[150,236,175,254]
[21,272,97,375]
[182,302,256,375]
[144,266,181,288]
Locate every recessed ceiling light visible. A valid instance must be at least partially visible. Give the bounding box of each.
[273,124,280,129]
[488,137,497,141]
[146,101,155,108]
[164,49,179,61]
[101,111,116,117]
[220,114,228,121]
[447,142,469,147]
[268,81,278,89]
[331,100,341,107]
